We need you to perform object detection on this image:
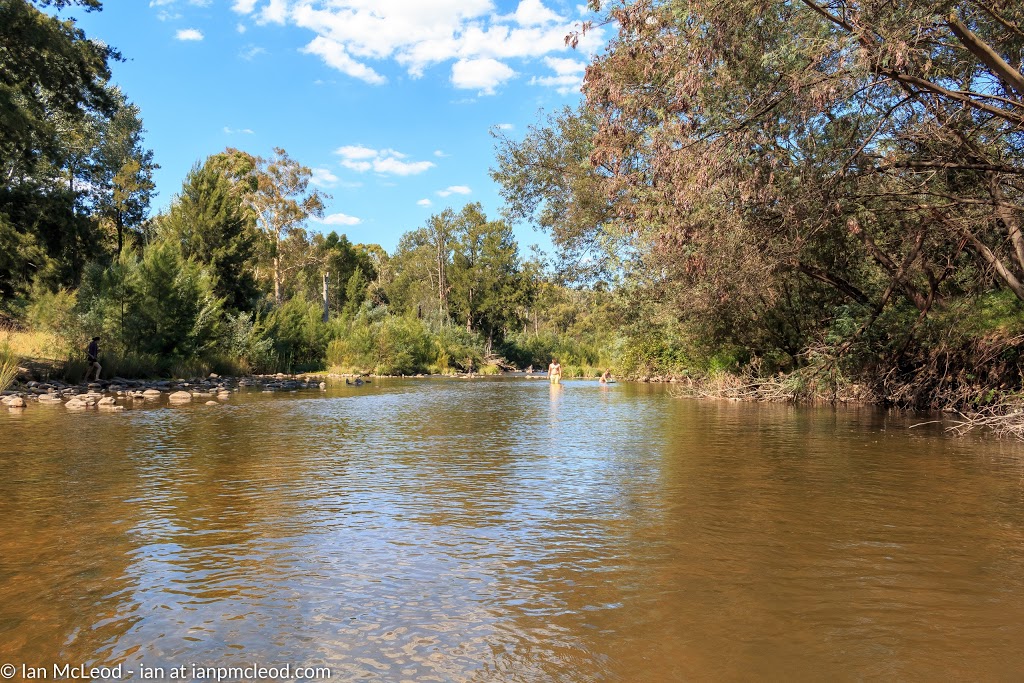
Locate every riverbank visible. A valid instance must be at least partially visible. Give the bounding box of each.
[0,373,328,411]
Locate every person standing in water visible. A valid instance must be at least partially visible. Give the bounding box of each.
[548,358,562,383]
[85,336,101,381]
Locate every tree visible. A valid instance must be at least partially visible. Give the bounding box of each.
[491,106,624,283]
[0,0,116,183]
[92,88,157,254]
[157,154,261,312]
[76,242,221,359]
[448,203,526,348]
[0,0,122,297]
[246,147,327,304]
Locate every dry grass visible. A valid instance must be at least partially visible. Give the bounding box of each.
[0,344,18,392]
[670,367,877,404]
[0,328,70,361]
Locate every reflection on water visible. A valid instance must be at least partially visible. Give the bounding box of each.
[2,379,1024,681]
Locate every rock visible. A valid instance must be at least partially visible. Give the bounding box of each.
[205,400,218,405]
[98,397,116,406]
[65,399,88,410]
[143,388,162,399]
[7,396,26,408]
[168,391,192,403]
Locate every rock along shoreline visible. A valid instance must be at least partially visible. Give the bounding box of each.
[0,373,331,412]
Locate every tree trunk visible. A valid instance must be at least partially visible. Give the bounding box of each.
[322,272,329,322]
[964,230,1024,301]
[273,254,282,304]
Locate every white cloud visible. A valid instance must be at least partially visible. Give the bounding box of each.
[302,36,386,85]
[149,0,174,5]
[508,0,562,26]
[240,45,267,60]
[451,57,516,94]
[223,126,255,134]
[495,122,514,130]
[417,198,433,207]
[311,167,339,187]
[434,149,448,157]
[336,145,379,160]
[545,55,586,76]
[232,0,258,13]
[340,159,373,172]
[335,145,435,176]
[279,0,602,91]
[175,28,204,41]
[374,157,435,175]
[258,0,289,25]
[437,185,471,197]
[190,0,212,6]
[320,212,362,226]
[528,55,586,94]
[237,23,247,33]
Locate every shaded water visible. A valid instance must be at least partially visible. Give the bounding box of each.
[2,378,1024,681]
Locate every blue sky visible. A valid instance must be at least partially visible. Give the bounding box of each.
[66,0,608,254]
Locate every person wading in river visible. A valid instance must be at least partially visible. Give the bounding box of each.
[548,358,562,384]
[85,336,101,381]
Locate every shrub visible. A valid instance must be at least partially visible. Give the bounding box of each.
[0,343,17,391]
[263,295,331,371]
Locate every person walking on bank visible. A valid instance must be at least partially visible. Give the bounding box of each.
[86,336,101,381]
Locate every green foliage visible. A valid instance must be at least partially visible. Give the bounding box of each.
[326,310,485,375]
[0,0,116,179]
[76,241,221,359]
[341,268,369,320]
[157,155,261,311]
[0,343,18,392]
[262,295,330,371]
[448,203,526,345]
[223,310,273,373]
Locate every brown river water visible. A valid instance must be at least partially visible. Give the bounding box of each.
[1,378,1023,682]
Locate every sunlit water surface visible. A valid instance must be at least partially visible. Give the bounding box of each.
[2,379,1024,681]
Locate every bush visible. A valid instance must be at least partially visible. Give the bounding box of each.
[77,243,222,360]
[0,343,17,391]
[223,311,273,373]
[326,312,485,375]
[502,331,609,370]
[262,296,331,371]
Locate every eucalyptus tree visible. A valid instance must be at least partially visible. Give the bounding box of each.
[246,147,327,304]
[92,87,157,254]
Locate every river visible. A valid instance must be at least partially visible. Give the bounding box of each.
[1,378,1023,681]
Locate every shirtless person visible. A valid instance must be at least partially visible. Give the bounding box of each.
[547,358,562,384]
